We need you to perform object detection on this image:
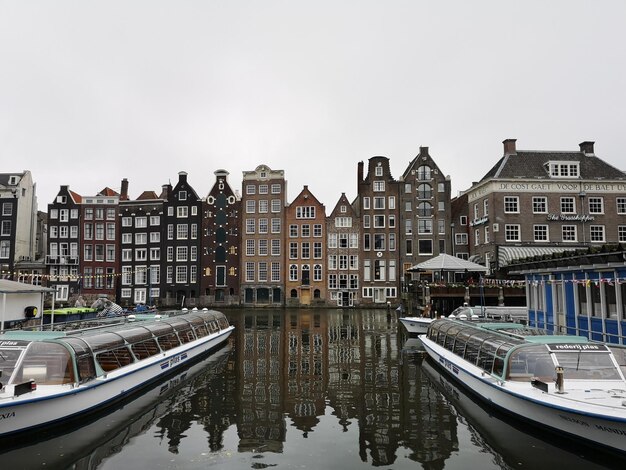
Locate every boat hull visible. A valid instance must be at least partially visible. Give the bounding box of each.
[0,326,233,437]
[399,317,433,335]
[0,343,232,467]
[420,335,626,454]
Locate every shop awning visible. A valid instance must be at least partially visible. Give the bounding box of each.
[497,246,586,268]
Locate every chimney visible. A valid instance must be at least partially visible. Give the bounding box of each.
[161,184,171,200]
[120,178,129,201]
[357,161,364,186]
[503,139,517,156]
[579,141,595,156]
[419,146,429,157]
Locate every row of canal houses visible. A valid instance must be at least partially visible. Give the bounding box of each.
[44,147,451,308]
[27,137,626,330]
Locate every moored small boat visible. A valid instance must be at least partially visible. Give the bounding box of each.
[420,318,626,454]
[399,316,434,335]
[0,310,234,437]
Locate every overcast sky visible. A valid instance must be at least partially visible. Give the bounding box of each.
[2,1,625,210]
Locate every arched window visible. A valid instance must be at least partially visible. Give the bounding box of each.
[290,289,298,298]
[417,202,432,217]
[302,265,310,286]
[289,264,298,281]
[417,165,431,181]
[417,183,432,199]
[313,264,322,281]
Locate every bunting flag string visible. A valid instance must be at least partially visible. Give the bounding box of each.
[422,276,626,289]
[3,269,626,287]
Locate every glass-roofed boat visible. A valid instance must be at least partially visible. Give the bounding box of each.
[420,318,626,454]
[0,310,233,438]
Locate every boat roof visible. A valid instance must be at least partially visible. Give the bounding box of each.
[1,331,67,341]
[431,319,594,347]
[1,311,228,352]
[524,335,590,344]
[0,279,56,294]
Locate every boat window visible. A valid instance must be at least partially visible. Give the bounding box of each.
[217,315,229,330]
[463,336,483,365]
[453,330,473,355]
[96,347,134,372]
[477,338,503,372]
[444,325,463,350]
[435,321,457,347]
[157,333,181,351]
[13,342,75,385]
[77,354,96,382]
[187,315,207,329]
[194,324,210,338]
[476,346,494,373]
[162,317,193,330]
[116,327,153,344]
[0,347,26,387]
[177,328,196,344]
[143,322,175,339]
[81,332,125,354]
[554,352,622,380]
[131,339,160,360]
[506,345,553,381]
[208,320,219,334]
[493,343,515,377]
[62,337,91,355]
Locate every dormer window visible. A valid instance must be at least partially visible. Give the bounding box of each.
[546,161,579,178]
[8,176,18,185]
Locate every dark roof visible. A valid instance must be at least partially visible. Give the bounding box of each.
[480,151,626,182]
[0,172,24,186]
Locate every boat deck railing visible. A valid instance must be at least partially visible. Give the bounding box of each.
[533,321,626,347]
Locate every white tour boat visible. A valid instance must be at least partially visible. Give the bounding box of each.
[399,316,435,335]
[420,318,626,454]
[0,310,234,437]
[0,342,231,467]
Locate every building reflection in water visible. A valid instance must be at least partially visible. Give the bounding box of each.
[0,310,457,468]
[230,309,457,466]
[4,309,607,469]
[153,345,238,454]
[237,311,285,452]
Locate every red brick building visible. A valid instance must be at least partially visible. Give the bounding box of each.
[285,185,326,306]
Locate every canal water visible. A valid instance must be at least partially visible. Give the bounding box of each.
[2,309,623,469]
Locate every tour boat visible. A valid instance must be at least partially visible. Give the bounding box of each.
[421,359,619,467]
[0,310,234,437]
[420,318,626,454]
[0,342,231,467]
[399,316,434,335]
